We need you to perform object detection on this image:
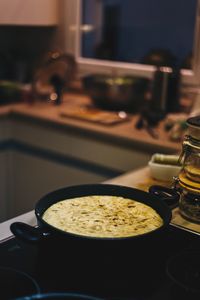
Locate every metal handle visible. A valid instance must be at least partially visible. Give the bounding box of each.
[10,222,50,244]
[149,185,180,209]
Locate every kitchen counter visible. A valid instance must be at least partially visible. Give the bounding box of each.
[0,92,189,239]
[0,92,185,224]
[1,165,200,242]
[0,92,181,153]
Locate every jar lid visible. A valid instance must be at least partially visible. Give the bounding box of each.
[187,115,200,140]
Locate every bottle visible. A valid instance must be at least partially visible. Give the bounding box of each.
[151,67,180,113]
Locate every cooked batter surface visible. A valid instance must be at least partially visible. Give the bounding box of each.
[42,195,163,238]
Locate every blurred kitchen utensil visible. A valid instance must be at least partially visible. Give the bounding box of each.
[82,74,149,112]
[135,106,166,139]
[151,66,181,113]
[0,80,21,105]
[32,51,77,104]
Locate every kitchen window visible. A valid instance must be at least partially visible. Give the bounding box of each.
[64,0,200,85]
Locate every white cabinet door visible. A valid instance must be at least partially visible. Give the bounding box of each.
[8,150,106,218]
[0,0,58,25]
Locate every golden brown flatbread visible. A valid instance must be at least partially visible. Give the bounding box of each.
[42,195,163,238]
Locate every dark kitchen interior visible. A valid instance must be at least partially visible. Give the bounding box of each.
[0,26,57,83]
[0,0,200,299]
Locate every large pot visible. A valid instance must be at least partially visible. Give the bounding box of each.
[10,183,173,244]
[82,75,149,112]
[10,184,178,293]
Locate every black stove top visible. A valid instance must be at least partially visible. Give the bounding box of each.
[0,225,200,300]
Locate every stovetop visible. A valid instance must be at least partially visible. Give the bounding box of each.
[0,225,200,300]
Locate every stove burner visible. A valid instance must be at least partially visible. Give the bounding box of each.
[14,292,104,300]
[166,250,200,298]
[0,266,40,300]
[0,226,199,300]
[169,284,200,300]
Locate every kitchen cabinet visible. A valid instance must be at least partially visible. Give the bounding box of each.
[0,118,12,142]
[8,150,106,218]
[1,117,119,220]
[5,116,153,219]
[12,117,152,174]
[6,118,121,218]
[0,103,177,222]
[0,118,12,222]
[0,151,8,221]
[0,0,58,26]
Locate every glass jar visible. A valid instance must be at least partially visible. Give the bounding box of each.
[178,116,200,223]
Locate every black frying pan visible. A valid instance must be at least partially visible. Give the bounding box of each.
[10,184,179,294]
[10,183,175,244]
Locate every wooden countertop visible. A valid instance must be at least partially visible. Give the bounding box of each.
[0,93,181,153]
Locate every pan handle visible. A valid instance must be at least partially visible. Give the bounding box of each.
[10,222,50,244]
[149,185,180,209]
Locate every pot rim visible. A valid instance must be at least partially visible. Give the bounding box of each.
[35,183,172,241]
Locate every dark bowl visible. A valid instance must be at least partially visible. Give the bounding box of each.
[82,74,149,112]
